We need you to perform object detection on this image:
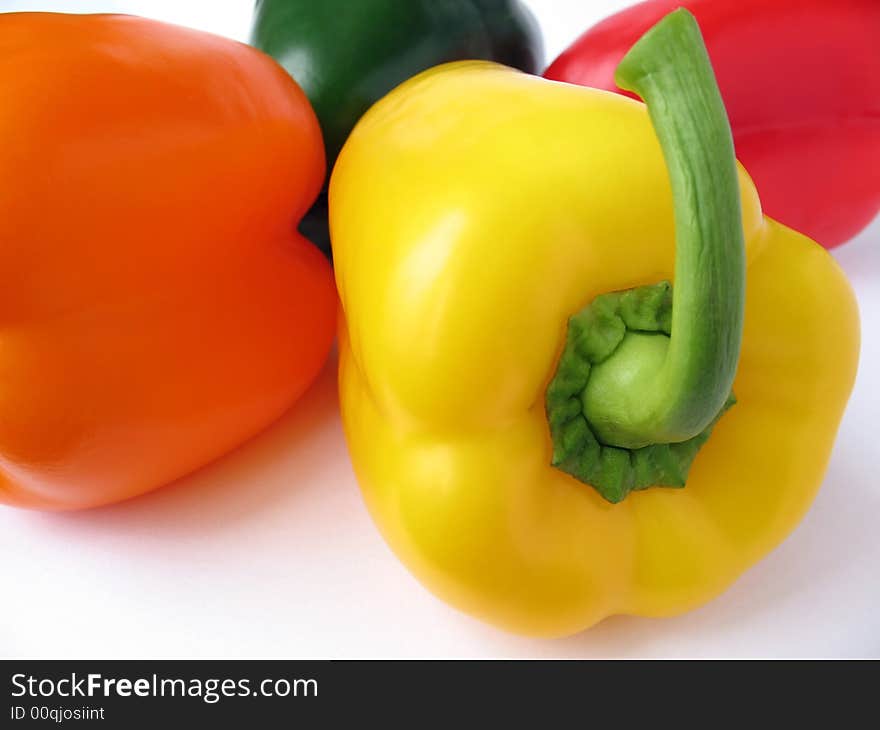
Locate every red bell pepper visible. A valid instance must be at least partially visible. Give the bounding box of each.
[545,0,880,249]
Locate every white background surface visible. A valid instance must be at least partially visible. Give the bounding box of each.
[1,0,877,658]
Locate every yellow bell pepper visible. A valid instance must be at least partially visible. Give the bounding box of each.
[331,10,859,636]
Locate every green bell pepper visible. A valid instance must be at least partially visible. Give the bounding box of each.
[249,0,543,256]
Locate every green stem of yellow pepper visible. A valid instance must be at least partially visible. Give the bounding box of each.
[546,9,745,503]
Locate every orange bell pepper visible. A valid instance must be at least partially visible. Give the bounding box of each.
[0,14,336,510]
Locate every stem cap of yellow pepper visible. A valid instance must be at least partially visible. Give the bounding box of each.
[547,9,744,502]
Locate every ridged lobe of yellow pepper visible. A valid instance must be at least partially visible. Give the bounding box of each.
[331,62,860,636]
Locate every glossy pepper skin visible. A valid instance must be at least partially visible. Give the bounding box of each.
[0,14,336,511]
[250,0,543,256]
[545,0,880,249]
[331,18,860,634]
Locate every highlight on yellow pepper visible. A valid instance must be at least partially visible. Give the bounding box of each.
[330,10,860,636]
